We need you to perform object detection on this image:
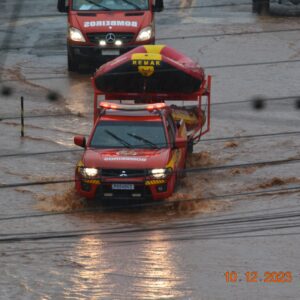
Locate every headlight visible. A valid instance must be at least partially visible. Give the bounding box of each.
[150,168,172,179]
[80,167,99,178]
[136,26,153,42]
[69,27,86,42]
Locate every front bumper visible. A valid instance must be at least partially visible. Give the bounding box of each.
[75,175,175,201]
[68,39,154,64]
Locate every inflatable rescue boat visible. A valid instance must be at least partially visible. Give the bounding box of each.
[93,45,205,94]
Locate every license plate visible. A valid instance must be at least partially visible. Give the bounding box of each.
[102,49,120,56]
[112,184,134,190]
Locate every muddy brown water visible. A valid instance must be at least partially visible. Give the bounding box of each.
[1,0,300,299]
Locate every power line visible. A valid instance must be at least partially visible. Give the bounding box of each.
[205,58,300,70]
[212,95,300,106]
[0,2,256,24]
[157,28,300,41]
[201,131,300,142]
[0,127,299,159]
[0,1,253,22]
[1,192,300,244]
[1,56,300,86]
[0,94,299,122]
[0,156,299,189]
[0,149,82,159]
[2,27,300,52]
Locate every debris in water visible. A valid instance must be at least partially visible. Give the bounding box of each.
[258,177,300,189]
[230,166,257,175]
[224,141,239,148]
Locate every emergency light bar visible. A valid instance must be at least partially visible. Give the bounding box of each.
[99,102,166,111]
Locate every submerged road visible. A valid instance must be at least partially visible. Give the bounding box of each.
[0,0,300,299]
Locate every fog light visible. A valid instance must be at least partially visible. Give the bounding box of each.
[81,182,91,192]
[115,40,122,46]
[99,40,106,46]
[156,184,167,193]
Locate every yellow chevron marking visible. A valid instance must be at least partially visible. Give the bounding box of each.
[145,179,166,186]
[144,45,165,54]
[132,53,162,61]
[82,179,101,185]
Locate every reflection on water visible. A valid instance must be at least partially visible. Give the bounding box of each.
[130,231,190,299]
[179,0,196,9]
[66,232,189,299]
[178,0,196,18]
[66,236,116,299]
[66,74,93,115]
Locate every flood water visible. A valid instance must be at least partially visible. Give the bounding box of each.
[1,0,300,299]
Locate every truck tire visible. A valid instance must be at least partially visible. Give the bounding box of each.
[68,54,79,72]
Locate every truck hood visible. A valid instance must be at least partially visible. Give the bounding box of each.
[71,11,152,34]
[82,148,171,169]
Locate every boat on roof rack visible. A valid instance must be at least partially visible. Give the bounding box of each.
[92,44,206,95]
[91,44,211,142]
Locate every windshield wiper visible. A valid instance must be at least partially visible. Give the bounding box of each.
[127,133,159,149]
[122,0,142,10]
[84,0,111,10]
[105,130,132,148]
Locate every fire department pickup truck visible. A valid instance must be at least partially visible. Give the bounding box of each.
[74,45,211,201]
[57,0,164,71]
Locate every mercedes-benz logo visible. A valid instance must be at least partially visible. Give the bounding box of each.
[105,33,116,44]
[119,170,128,177]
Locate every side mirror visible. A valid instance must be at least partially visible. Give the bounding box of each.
[153,0,164,12]
[74,135,86,148]
[57,0,68,12]
[175,137,187,149]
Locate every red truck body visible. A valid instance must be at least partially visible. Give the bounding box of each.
[74,103,188,201]
[57,0,163,71]
[74,45,211,202]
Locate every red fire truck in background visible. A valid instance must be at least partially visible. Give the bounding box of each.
[73,45,211,202]
[57,0,164,71]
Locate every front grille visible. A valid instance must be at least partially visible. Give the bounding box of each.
[102,169,146,178]
[87,32,134,45]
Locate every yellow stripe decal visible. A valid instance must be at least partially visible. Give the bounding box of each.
[132,53,162,61]
[166,149,181,169]
[145,179,166,186]
[82,179,101,185]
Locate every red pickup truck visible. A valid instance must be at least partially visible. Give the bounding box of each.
[74,45,211,201]
[57,0,164,71]
[74,102,191,200]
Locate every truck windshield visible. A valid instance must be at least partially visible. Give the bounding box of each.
[90,121,167,149]
[73,0,149,11]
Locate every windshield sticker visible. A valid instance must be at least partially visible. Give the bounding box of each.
[84,21,138,28]
[104,156,147,162]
